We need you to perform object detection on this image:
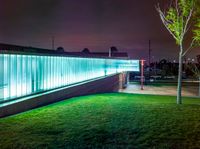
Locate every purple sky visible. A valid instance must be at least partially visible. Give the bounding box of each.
[0,0,199,61]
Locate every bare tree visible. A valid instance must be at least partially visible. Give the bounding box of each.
[186,62,200,96]
[156,0,200,104]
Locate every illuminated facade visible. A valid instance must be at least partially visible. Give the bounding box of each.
[0,52,139,103]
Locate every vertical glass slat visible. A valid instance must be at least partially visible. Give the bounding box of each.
[0,54,4,101]
[0,53,139,102]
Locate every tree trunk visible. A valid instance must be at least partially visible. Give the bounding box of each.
[177,50,183,104]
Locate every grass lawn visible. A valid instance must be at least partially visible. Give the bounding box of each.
[0,93,200,149]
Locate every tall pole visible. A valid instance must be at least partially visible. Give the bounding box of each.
[52,36,55,50]
[148,40,151,79]
[149,40,151,67]
[109,48,111,57]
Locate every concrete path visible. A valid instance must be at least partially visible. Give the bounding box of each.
[120,83,199,97]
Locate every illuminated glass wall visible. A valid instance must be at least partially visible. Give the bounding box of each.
[0,53,139,102]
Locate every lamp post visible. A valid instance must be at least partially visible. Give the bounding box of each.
[141,59,145,90]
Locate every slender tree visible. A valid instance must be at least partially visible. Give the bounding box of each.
[156,0,200,104]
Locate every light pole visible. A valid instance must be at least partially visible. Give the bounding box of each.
[141,59,145,90]
[52,36,55,50]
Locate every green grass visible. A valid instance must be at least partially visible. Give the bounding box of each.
[0,93,200,149]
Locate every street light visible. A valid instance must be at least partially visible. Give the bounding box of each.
[140,59,145,90]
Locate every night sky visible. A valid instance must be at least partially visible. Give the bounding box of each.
[0,0,199,61]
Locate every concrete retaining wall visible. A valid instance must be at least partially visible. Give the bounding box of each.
[0,73,127,118]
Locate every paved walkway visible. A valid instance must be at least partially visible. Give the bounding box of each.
[120,83,199,97]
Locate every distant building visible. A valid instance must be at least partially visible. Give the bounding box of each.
[68,47,129,59]
[0,43,129,59]
[67,51,129,59]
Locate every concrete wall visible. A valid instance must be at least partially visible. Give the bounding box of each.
[0,73,128,118]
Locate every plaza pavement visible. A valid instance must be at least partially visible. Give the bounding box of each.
[120,83,199,97]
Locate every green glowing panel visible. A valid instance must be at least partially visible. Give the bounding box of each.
[0,53,139,102]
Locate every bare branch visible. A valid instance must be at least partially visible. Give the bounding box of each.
[156,4,179,42]
[175,0,179,16]
[185,23,192,34]
[186,63,200,78]
[183,5,194,36]
[182,38,196,56]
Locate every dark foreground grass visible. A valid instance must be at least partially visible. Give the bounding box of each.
[0,93,200,149]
